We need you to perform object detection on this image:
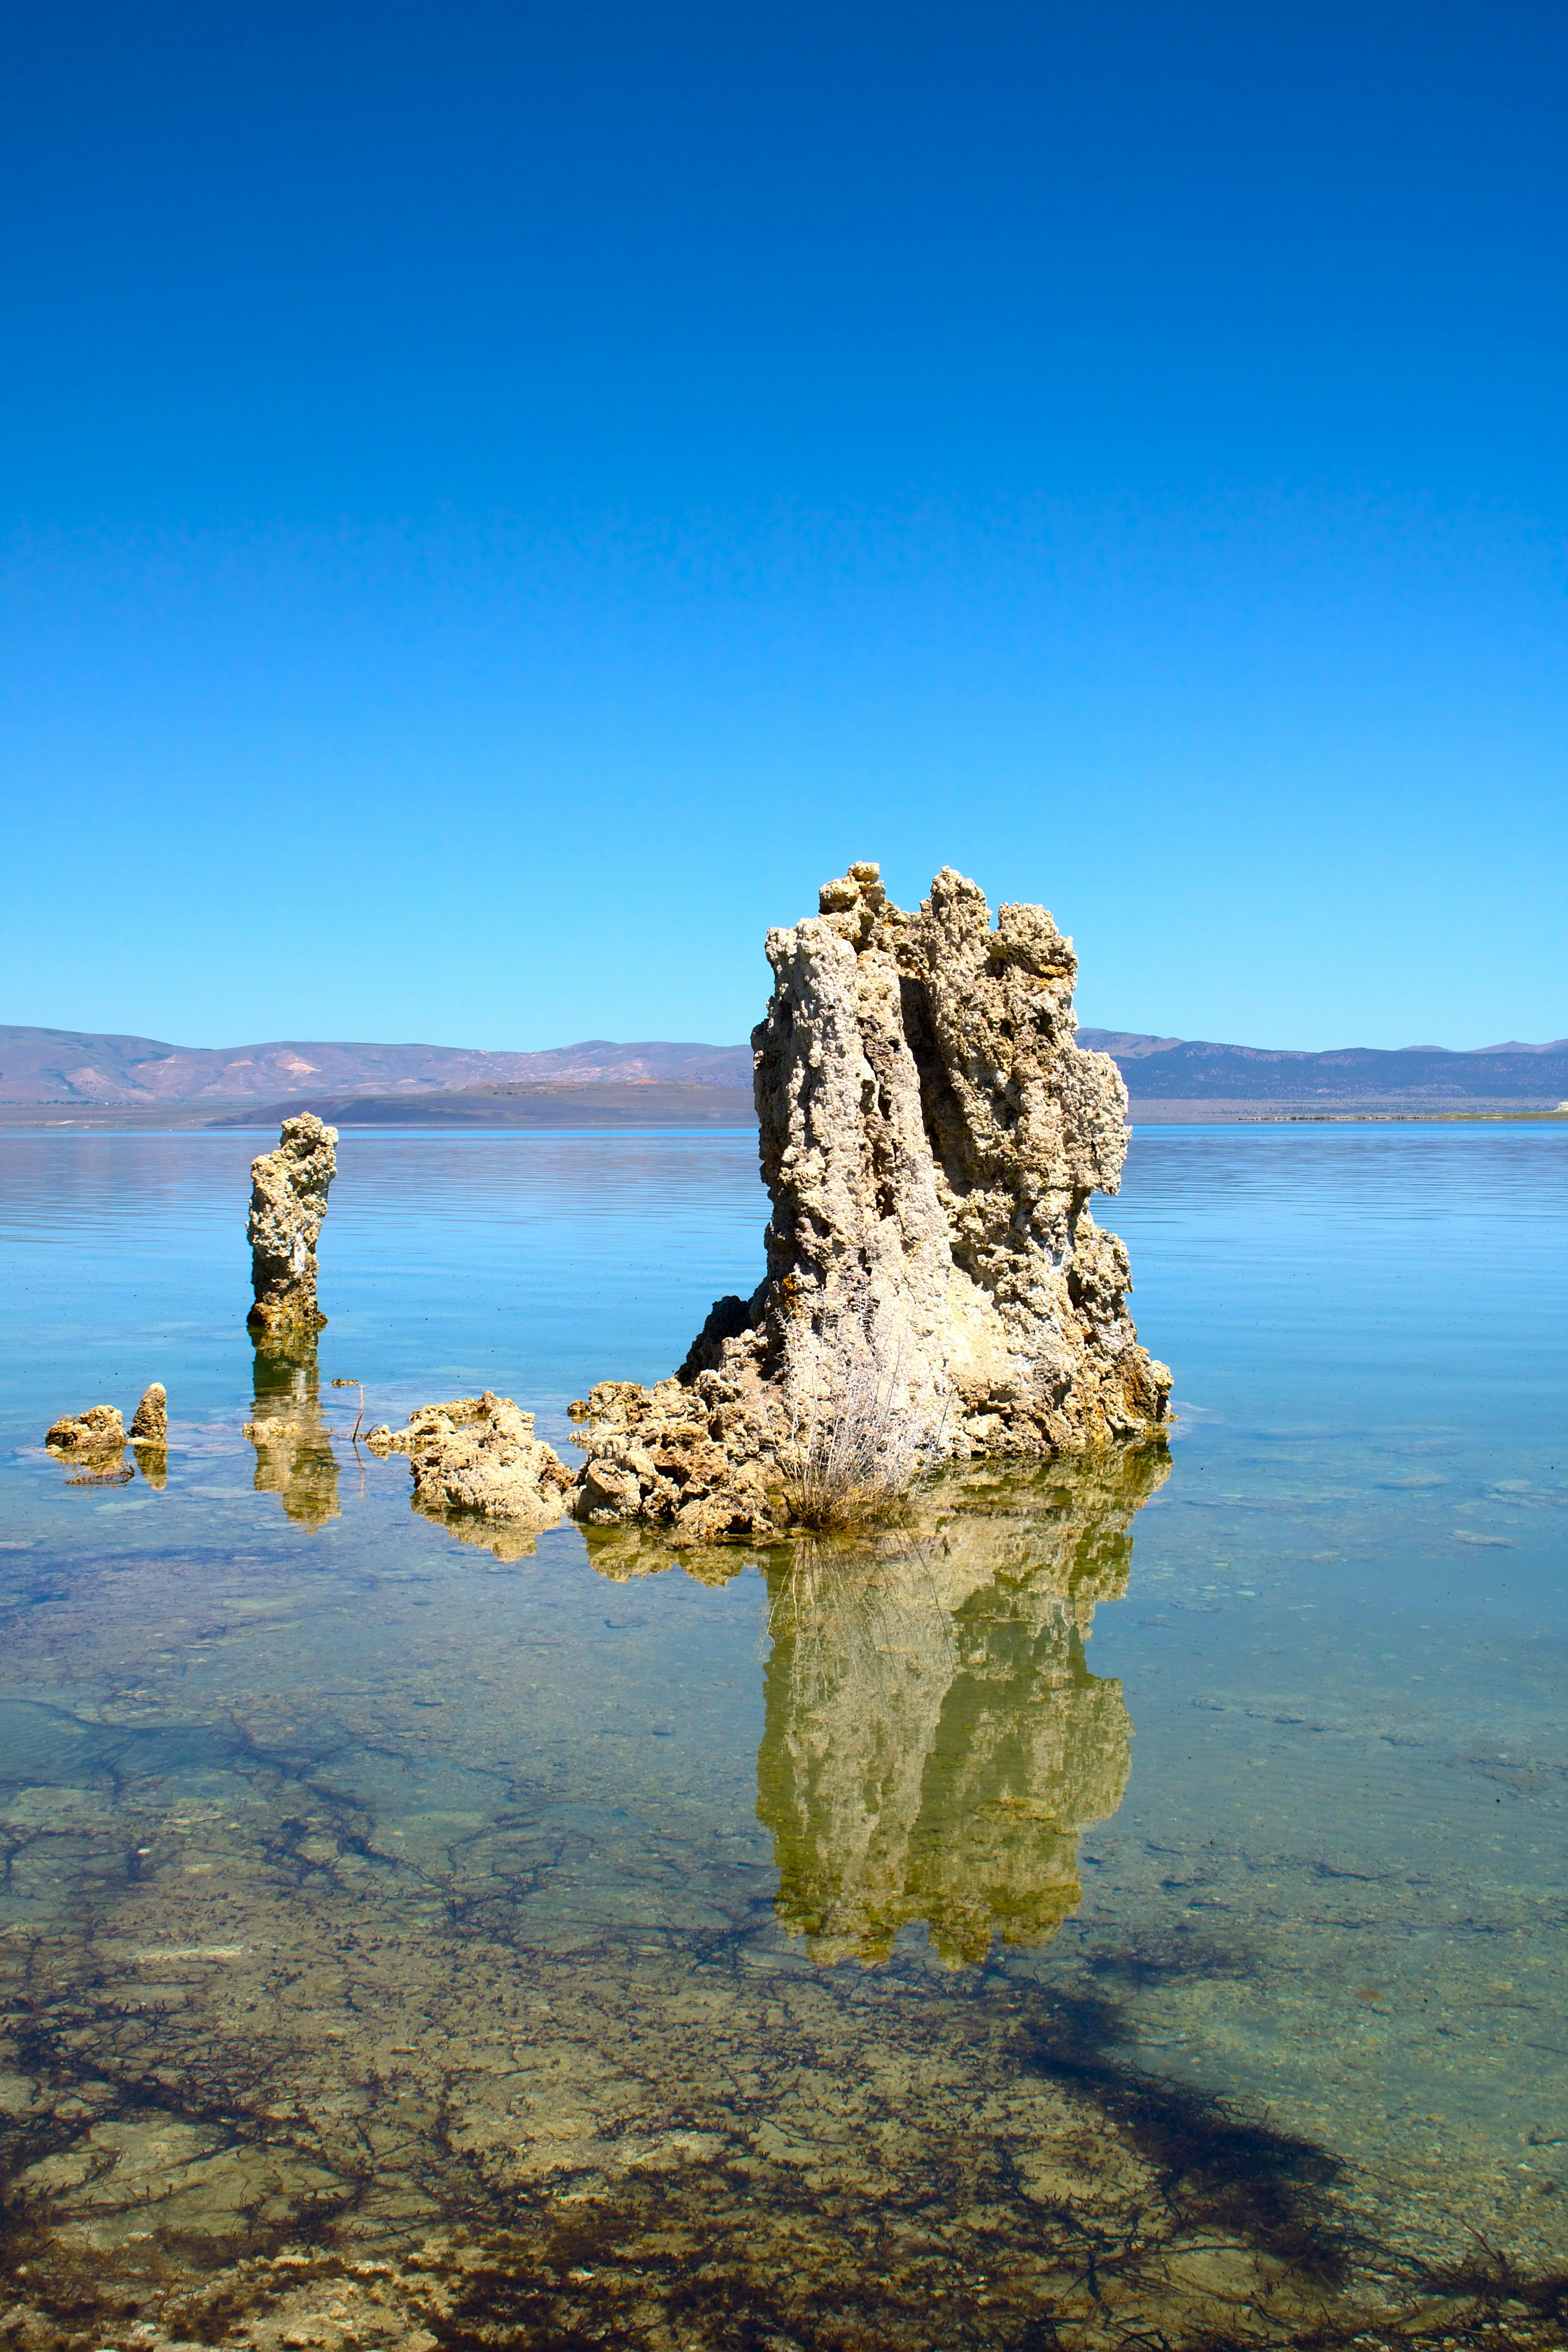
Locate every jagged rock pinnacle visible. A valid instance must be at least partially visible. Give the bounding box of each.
[569,864,1171,1543]
[246,1114,338,1332]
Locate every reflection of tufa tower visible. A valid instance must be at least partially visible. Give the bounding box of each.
[245,1333,341,1527]
[756,1448,1167,1966]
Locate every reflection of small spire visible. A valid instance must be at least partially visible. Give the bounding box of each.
[755,1446,1168,1968]
[243,1332,340,1526]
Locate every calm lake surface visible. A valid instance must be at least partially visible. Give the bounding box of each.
[1,1122,1564,2350]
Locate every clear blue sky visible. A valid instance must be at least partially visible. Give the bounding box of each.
[3,0,1563,1050]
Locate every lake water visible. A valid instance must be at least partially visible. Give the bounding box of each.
[1,1122,1564,2350]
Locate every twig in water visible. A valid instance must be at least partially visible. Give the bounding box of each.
[330,1375,367,1444]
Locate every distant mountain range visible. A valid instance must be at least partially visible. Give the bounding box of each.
[0,1027,752,1104]
[1076,1031,1568,1104]
[2,1023,1564,1114]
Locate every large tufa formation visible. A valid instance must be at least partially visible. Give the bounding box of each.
[569,863,1170,1542]
[247,1115,338,1332]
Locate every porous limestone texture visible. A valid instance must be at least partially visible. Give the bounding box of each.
[367,1394,572,1537]
[129,1382,167,1443]
[569,862,1170,1539]
[570,1373,782,1545]
[246,1114,338,1332]
[44,1404,126,1452]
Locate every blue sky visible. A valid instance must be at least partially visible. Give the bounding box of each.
[2,0,1563,1051]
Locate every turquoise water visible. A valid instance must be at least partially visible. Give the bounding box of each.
[1,1122,1564,2349]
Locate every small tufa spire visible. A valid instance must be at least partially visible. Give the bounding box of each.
[129,1382,168,1443]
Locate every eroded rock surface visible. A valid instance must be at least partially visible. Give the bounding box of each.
[570,1372,782,1546]
[246,1114,338,1332]
[570,862,1171,1537]
[367,1394,571,1539]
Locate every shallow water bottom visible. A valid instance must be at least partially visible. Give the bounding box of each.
[3,1122,1566,2349]
[2,1434,1564,2352]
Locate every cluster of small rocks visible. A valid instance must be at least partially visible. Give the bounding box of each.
[365,1393,573,1533]
[45,1384,167,1453]
[44,1385,168,1485]
[44,1374,167,1458]
[568,1367,783,1543]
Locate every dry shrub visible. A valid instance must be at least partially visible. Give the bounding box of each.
[780,1305,947,1531]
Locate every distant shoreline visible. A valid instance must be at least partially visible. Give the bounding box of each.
[0,1081,755,1132]
[0,1085,1562,1136]
[1222,1109,1567,1125]
[1125,1100,1568,1125]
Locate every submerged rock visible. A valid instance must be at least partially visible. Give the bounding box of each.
[570,862,1170,1536]
[367,1394,572,1537]
[129,1381,168,1443]
[44,1404,126,1452]
[246,1114,338,1332]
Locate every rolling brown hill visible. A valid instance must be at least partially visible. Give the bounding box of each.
[0,1027,751,1105]
[2,1024,1563,1123]
[1090,1034,1568,1106]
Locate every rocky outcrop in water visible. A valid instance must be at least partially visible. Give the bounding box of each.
[44,1404,128,1457]
[45,1404,126,1452]
[128,1383,169,1488]
[44,1399,168,1489]
[569,863,1170,1538]
[247,1114,338,1332]
[367,1394,572,1541]
[569,1373,780,1544]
